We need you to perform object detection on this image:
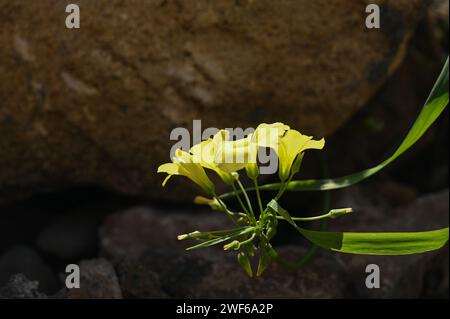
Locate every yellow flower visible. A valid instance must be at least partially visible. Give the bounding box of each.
[248,122,324,181]
[276,129,325,181]
[246,122,290,179]
[214,134,254,174]
[192,129,254,176]
[244,143,259,180]
[251,122,290,149]
[157,148,215,194]
[190,130,236,185]
[158,123,324,191]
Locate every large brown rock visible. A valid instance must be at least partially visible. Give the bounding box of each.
[0,0,428,200]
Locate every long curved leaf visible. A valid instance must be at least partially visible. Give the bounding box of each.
[298,227,449,255]
[267,199,449,255]
[258,57,449,192]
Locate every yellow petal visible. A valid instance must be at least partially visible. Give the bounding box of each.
[245,137,259,179]
[157,163,180,186]
[246,123,289,177]
[190,138,215,165]
[190,131,234,185]
[157,163,180,175]
[252,122,290,148]
[214,136,253,173]
[212,129,229,145]
[278,130,325,181]
[162,174,172,187]
[303,137,325,151]
[159,149,215,193]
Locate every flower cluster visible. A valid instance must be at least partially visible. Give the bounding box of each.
[156,58,450,277]
[158,122,325,191]
[157,122,328,277]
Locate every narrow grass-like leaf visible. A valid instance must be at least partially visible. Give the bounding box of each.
[268,200,449,255]
[219,57,449,198]
[267,199,297,228]
[298,227,449,255]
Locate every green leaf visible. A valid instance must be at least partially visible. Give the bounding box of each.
[299,227,449,255]
[268,199,449,255]
[259,57,449,192]
[267,199,297,228]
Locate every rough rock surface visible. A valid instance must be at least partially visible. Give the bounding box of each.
[60,258,123,299]
[100,206,349,298]
[0,0,428,201]
[36,209,107,260]
[98,189,449,298]
[115,247,349,298]
[0,245,59,294]
[99,205,230,259]
[0,273,47,299]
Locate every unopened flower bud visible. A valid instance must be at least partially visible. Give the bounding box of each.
[330,208,353,218]
[177,231,201,240]
[193,196,221,210]
[237,252,253,278]
[223,240,240,251]
[257,251,272,277]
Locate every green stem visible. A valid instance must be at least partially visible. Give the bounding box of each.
[274,175,292,201]
[270,183,331,270]
[205,226,249,235]
[236,179,256,223]
[276,209,338,222]
[253,178,264,216]
[239,232,257,247]
[283,169,331,267]
[231,183,250,216]
[273,185,285,201]
[213,193,239,226]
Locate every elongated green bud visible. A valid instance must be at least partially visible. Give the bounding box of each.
[224,240,240,251]
[177,231,200,240]
[330,208,353,218]
[256,251,272,277]
[193,196,221,210]
[237,252,253,278]
[177,231,211,240]
[245,163,259,180]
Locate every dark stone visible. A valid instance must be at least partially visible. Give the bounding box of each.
[0,0,427,202]
[115,246,348,299]
[100,205,349,298]
[0,245,59,294]
[99,206,230,259]
[59,258,122,299]
[36,209,106,261]
[98,190,448,298]
[0,273,47,299]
